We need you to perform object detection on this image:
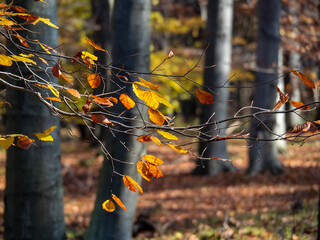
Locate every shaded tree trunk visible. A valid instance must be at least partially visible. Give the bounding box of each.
[86,1,150,239]
[4,1,65,239]
[247,0,284,176]
[194,0,237,176]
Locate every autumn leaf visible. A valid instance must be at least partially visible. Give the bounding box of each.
[33,126,56,141]
[87,73,101,89]
[9,55,36,65]
[136,77,159,91]
[148,108,165,125]
[119,93,135,110]
[142,154,163,165]
[145,162,163,178]
[276,86,289,103]
[123,175,143,194]
[0,54,13,66]
[157,130,178,140]
[112,194,127,211]
[37,40,51,54]
[291,70,315,89]
[17,137,35,150]
[72,50,82,63]
[44,97,62,102]
[168,50,175,59]
[290,122,318,133]
[137,135,151,143]
[67,88,81,98]
[13,34,29,48]
[32,17,58,29]
[0,17,16,26]
[289,101,310,110]
[82,98,92,113]
[91,114,114,126]
[102,199,115,212]
[86,38,106,52]
[150,136,162,146]
[167,144,189,153]
[0,137,14,150]
[11,5,28,13]
[137,160,153,182]
[196,89,213,104]
[82,51,98,61]
[46,84,59,98]
[52,63,60,78]
[314,120,320,125]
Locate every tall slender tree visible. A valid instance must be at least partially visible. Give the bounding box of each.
[86,0,150,239]
[194,0,237,175]
[4,1,65,239]
[247,0,284,175]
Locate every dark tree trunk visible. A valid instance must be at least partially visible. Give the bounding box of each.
[86,1,150,239]
[194,0,237,176]
[247,0,284,176]
[4,1,65,239]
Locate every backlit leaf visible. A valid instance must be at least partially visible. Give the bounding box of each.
[290,69,299,77]
[137,160,152,182]
[47,84,59,98]
[37,40,51,54]
[150,136,162,146]
[86,38,106,52]
[157,130,178,140]
[123,175,143,194]
[136,77,159,91]
[44,97,62,102]
[0,54,13,66]
[276,86,289,103]
[67,89,81,98]
[0,137,14,150]
[102,199,115,212]
[119,93,135,110]
[132,83,159,109]
[81,51,98,61]
[91,114,114,126]
[61,72,73,84]
[13,34,29,48]
[289,101,310,110]
[148,108,165,125]
[17,137,35,150]
[314,120,320,125]
[33,126,56,141]
[167,144,189,153]
[142,154,163,165]
[294,71,315,89]
[82,98,92,113]
[0,17,16,25]
[87,73,101,89]
[91,94,113,106]
[33,17,58,29]
[11,5,28,13]
[196,89,213,104]
[145,162,163,178]
[9,55,36,64]
[112,194,127,211]
[137,135,151,143]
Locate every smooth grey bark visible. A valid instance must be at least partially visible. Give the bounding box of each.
[4,1,65,240]
[194,0,237,176]
[86,1,150,240]
[247,0,284,176]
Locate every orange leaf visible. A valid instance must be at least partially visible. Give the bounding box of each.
[108,97,118,104]
[289,101,310,110]
[102,199,115,212]
[13,34,29,48]
[137,160,153,182]
[196,89,213,104]
[142,154,163,165]
[52,63,60,78]
[122,175,143,194]
[150,136,162,146]
[112,194,127,211]
[272,100,284,111]
[67,89,81,98]
[17,137,35,150]
[87,73,101,89]
[86,38,106,52]
[11,5,28,13]
[276,86,289,103]
[91,94,113,106]
[167,144,189,153]
[119,93,135,110]
[314,120,320,125]
[82,98,92,113]
[145,162,163,178]
[44,97,62,102]
[293,71,315,89]
[91,114,114,126]
[148,108,165,125]
[290,69,299,77]
[61,72,73,84]
[137,135,151,143]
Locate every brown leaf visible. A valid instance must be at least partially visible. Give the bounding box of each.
[86,38,106,52]
[11,5,28,13]
[168,50,175,59]
[196,89,213,104]
[82,98,92,113]
[87,73,101,89]
[52,63,60,78]
[276,86,289,103]
[17,137,35,150]
[13,34,29,48]
[91,114,114,126]
[289,101,310,110]
[72,50,82,63]
[290,122,318,133]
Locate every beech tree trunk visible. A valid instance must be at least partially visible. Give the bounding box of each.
[86,1,150,239]
[247,0,284,176]
[194,0,237,176]
[4,1,65,239]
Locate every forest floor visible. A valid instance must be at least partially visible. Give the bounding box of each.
[0,129,318,239]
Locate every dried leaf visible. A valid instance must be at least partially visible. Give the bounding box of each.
[66,89,80,98]
[37,40,51,54]
[0,54,13,66]
[72,50,82,63]
[17,137,35,150]
[102,199,115,212]
[142,154,163,165]
[33,126,56,141]
[196,89,213,104]
[168,50,175,59]
[314,120,320,125]
[112,194,127,211]
[148,108,165,125]
[290,69,299,77]
[60,72,73,84]
[47,84,59,98]
[119,93,135,110]
[292,71,316,89]
[13,34,29,48]
[87,73,101,89]
[276,86,289,103]
[290,122,318,133]
[137,135,151,143]
[82,98,92,113]
[52,64,60,78]
[123,175,143,194]
[289,101,310,110]
[91,94,113,106]
[91,114,114,126]
[150,136,162,146]
[157,130,178,140]
[167,144,189,153]
[86,38,106,52]
[0,137,14,150]
[137,160,153,182]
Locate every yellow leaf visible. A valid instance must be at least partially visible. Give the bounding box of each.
[153,91,174,109]
[37,40,51,54]
[87,73,101,89]
[145,162,163,178]
[33,126,56,141]
[137,160,153,182]
[132,83,159,109]
[86,38,106,52]
[67,88,81,98]
[142,154,163,165]
[157,130,178,140]
[44,97,62,102]
[0,137,14,150]
[0,17,16,25]
[123,175,143,194]
[81,51,98,61]
[136,77,159,91]
[119,93,135,110]
[0,54,12,66]
[102,199,115,212]
[150,136,162,146]
[167,144,189,153]
[112,194,127,211]
[33,17,58,29]
[47,84,59,98]
[148,108,165,125]
[9,55,36,64]
[196,89,213,104]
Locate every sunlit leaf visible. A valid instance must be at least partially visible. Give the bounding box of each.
[91,94,113,106]
[11,5,28,13]
[47,84,59,98]
[9,55,36,64]
[136,77,160,91]
[314,120,320,125]
[67,89,81,98]
[276,86,289,103]
[119,93,135,110]
[196,89,213,104]
[33,17,58,29]
[44,97,62,102]
[145,162,163,178]
[81,51,98,61]
[153,91,174,109]
[112,194,127,211]
[150,136,162,146]
[13,34,29,48]
[33,126,56,141]
[290,69,299,77]
[137,160,152,182]
[0,137,14,150]
[91,114,114,126]
[0,17,16,25]
[37,40,51,54]
[82,98,92,113]
[0,54,13,66]
[291,71,316,89]
[123,175,143,194]
[60,72,73,84]
[87,73,101,89]
[167,144,189,153]
[0,4,8,8]
[142,154,163,165]
[17,137,35,150]
[137,135,151,143]
[86,38,106,52]
[289,101,310,110]
[132,83,159,109]
[148,108,165,125]
[102,199,115,212]
[157,130,178,140]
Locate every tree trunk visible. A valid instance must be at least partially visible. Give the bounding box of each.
[4,1,65,239]
[194,0,237,176]
[247,0,284,176]
[86,1,150,239]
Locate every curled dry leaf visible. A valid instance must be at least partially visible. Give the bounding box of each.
[72,50,82,63]
[123,175,143,194]
[291,70,315,89]
[119,93,135,110]
[290,122,318,133]
[148,108,165,125]
[86,38,106,52]
[168,50,175,59]
[112,194,127,211]
[87,73,101,89]
[91,114,114,126]
[196,89,213,104]
[102,199,115,212]
[137,135,151,143]
[82,98,92,113]
[91,94,113,106]
[52,63,60,78]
